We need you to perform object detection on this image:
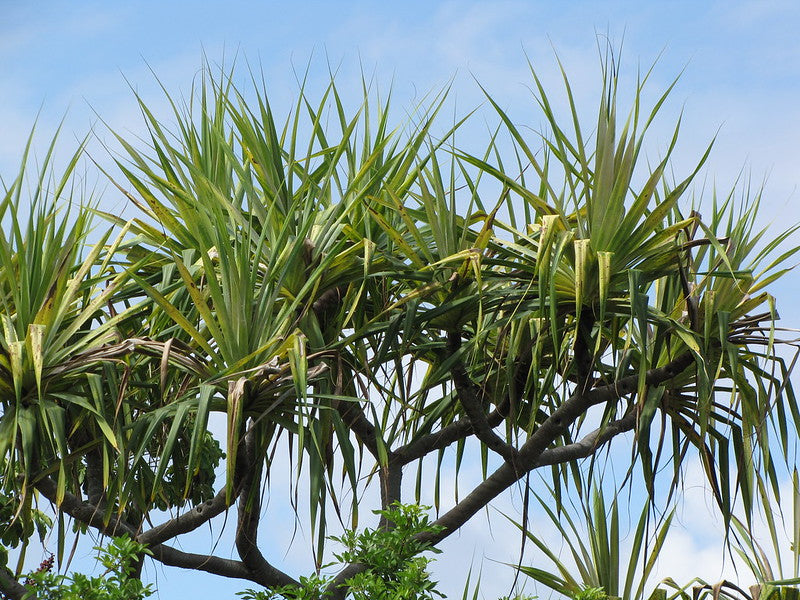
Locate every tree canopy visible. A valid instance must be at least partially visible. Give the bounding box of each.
[0,55,798,599]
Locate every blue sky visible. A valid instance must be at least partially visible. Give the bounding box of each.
[3,1,800,599]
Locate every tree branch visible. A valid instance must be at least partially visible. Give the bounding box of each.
[331,353,392,463]
[331,354,692,599]
[393,402,508,465]
[0,566,29,600]
[33,476,138,538]
[84,447,106,507]
[65,419,106,508]
[329,563,363,600]
[584,351,694,407]
[447,332,518,465]
[533,409,637,467]
[147,544,255,581]
[379,464,402,517]
[139,487,233,545]
[393,418,472,465]
[235,423,300,590]
[334,399,386,461]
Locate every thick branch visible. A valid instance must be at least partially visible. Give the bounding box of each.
[66,425,105,507]
[84,449,106,507]
[334,399,386,461]
[139,487,233,545]
[584,351,694,407]
[148,544,255,581]
[235,424,299,590]
[379,463,403,518]
[393,403,507,465]
[33,458,291,589]
[533,409,637,467]
[447,331,518,464]
[0,567,29,600]
[331,352,391,462]
[33,476,137,538]
[37,479,264,584]
[329,563,363,600]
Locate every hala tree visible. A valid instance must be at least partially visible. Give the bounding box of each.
[0,54,798,599]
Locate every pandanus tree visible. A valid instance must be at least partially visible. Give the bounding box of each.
[0,55,797,599]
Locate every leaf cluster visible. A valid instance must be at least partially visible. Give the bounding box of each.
[10,536,152,600]
[239,503,444,600]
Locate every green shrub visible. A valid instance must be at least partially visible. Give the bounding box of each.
[18,536,153,600]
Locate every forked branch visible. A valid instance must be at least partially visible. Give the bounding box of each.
[420,351,694,545]
[447,331,519,465]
